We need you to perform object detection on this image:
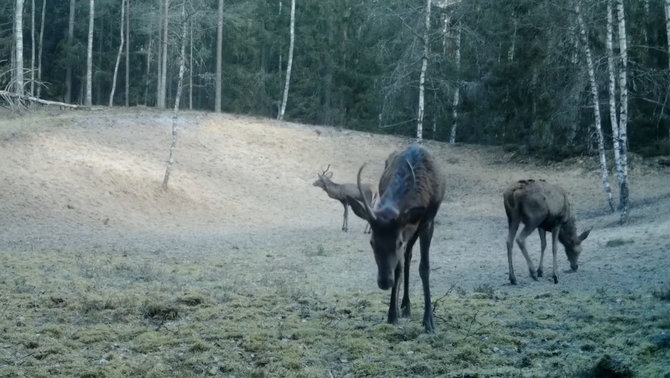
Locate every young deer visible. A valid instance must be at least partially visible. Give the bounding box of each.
[349,145,446,333]
[313,165,376,233]
[503,179,592,285]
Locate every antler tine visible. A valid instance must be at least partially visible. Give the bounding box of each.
[357,163,377,222]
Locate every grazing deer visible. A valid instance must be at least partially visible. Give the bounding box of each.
[349,145,446,333]
[503,179,592,285]
[313,165,377,233]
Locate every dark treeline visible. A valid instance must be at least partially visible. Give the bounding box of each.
[1,0,669,158]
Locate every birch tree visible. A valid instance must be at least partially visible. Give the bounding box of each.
[606,0,623,192]
[215,0,223,112]
[158,0,169,108]
[125,0,130,106]
[277,0,295,121]
[110,0,126,106]
[665,0,670,153]
[576,1,615,211]
[85,0,94,107]
[14,0,25,95]
[416,0,432,141]
[65,0,75,103]
[30,0,35,96]
[449,21,461,145]
[616,0,630,222]
[36,0,45,98]
[162,1,188,191]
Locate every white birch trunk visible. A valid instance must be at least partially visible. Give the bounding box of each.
[158,0,168,108]
[155,0,161,107]
[278,0,295,121]
[416,0,432,141]
[442,13,449,56]
[85,0,94,107]
[508,14,517,63]
[145,37,152,105]
[606,0,623,190]
[576,2,615,212]
[15,0,25,95]
[65,0,75,102]
[449,22,461,145]
[30,0,35,96]
[616,0,630,222]
[189,18,193,110]
[666,0,670,71]
[36,0,45,98]
[215,0,223,112]
[109,0,126,107]
[162,1,187,191]
[125,0,130,106]
[665,0,670,154]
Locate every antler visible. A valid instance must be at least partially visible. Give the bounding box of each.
[357,163,377,222]
[319,164,331,177]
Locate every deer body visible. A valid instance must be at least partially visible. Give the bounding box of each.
[351,145,445,333]
[313,166,376,232]
[503,180,591,285]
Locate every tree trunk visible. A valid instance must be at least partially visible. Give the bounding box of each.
[215,0,223,112]
[85,0,94,107]
[277,0,295,121]
[65,0,75,103]
[155,0,162,107]
[125,0,130,106]
[665,0,670,154]
[15,0,25,96]
[36,0,45,98]
[144,37,152,105]
[606,0,623,191]
[508,14,517,63]
[616,0,630,222]
[158,0,168,108]
[416,0,431,141]
[189,18,193,110]
[162,1,187,192]
[450,22,461,145]
[576,1,615,212]
[30,0,35,96]
[109,0,126,106]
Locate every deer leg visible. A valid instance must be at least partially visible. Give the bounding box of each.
[341,201,348,232]
[506,218,521,285]
[387,262,402,324]
[516,224,539,281]
[419,220,436,333]
[537,229,547,278]
[401,231,419,318]
[551,225,560,284]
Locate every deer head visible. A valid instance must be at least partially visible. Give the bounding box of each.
[312,164,333,189]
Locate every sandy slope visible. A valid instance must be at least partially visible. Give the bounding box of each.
[0,107,668,297]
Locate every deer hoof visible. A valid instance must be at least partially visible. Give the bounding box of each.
[537,268,543,277]
[509,276,517,285]
[553,275,558,284]
[401,306,411,318]
[529,270,538,281]
[423,316,436,334]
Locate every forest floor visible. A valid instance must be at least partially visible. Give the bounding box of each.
[0,107,668,377]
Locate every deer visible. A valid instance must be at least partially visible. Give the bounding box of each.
[503,179,592,285]
[349,145,446,333]
[312,165,377,233]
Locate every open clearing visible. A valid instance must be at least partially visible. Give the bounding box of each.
[0,108,668,377]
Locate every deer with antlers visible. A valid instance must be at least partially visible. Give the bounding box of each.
[312,165,377,233]
[349,145,446,333]
[504,179,592,285]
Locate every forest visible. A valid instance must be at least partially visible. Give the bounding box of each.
[2,0,669,155]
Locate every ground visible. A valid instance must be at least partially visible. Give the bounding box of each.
[0,108,668,377]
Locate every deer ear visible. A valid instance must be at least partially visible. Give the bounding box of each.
[578,227,592,242]
[402,207,426,225]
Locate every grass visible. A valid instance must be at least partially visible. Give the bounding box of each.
[0,248,668,377]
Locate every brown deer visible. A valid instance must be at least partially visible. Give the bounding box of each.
[313,165,377,233]
[349,145,446,333]
[503,179,592,285]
